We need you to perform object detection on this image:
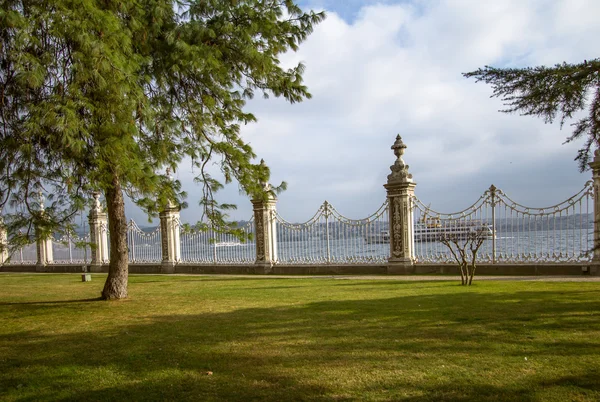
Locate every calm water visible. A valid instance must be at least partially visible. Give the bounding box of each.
[274,228,594,264]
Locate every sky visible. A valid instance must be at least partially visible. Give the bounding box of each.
[131,0,600,224]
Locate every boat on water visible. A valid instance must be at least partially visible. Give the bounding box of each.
[213,242,248,247]
[365,230,390,244]
[364,219,494,243]
[414,218,494,242]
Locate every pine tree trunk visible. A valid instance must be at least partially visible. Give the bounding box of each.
[101,174,129,300]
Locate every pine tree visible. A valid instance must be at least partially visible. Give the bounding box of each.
[464,58,600,170]
[0,0,324,299]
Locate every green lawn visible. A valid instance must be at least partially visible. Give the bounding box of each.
[0,274,599,401]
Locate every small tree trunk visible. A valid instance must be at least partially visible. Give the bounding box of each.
[460,253,468,285]
[102,174,129,300]
[468,261,476,286]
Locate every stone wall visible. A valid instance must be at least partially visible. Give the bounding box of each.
[2,262,590,276]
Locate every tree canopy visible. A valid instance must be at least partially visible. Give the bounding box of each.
[0,0,324,298]
[464,58,600,171]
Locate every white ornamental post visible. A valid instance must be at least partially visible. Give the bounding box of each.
[160,203,181,273]
[36,192,53,271]
[589,150,600,276]
[160,168,181,273]
[0,217,8,265]
[384,135,417,274]
[88,192,109,272]
[253,178,278,273]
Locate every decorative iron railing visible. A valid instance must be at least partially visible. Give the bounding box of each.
[275,201,389,264]
[0,185,594,267]
[9,241,37,264]
[127,220,162,263]
[179,218,255,264]
[52,233,91,264]
[412,182,594,264]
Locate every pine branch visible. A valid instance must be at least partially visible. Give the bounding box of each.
[464,58,600,171]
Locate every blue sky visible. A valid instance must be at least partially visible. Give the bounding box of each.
[129,0,600,224]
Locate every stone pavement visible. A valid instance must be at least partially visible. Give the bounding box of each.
[165,274,600,282]
[2,272,599,282]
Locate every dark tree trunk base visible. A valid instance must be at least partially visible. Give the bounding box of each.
[101,174,129,300]
[102,274,128,299]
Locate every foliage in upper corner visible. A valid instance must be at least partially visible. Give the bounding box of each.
[464,58,600,171]
[0,1,325,241]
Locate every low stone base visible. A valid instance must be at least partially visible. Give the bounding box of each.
[161,262,177,274]
[81,273,92,282]
[387,263,415,275]
[89,264,105,273]
[387,256,415,274]
[36,263,48,272]
[1,262,594,276]
[254,263,274,274]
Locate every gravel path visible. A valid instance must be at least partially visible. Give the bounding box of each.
[2,272,600,282]
[164,274,600,282]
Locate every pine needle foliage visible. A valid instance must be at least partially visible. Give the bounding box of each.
[464,58,600,171]
[0,0,324,298]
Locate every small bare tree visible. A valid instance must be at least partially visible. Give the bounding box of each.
[439,228,489,286]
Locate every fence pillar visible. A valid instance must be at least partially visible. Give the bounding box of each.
[384,135,417,274]
[36,236,53,270]
[160,201,181,273]
[88,192,109,272]
[589,150,600,275]
[35,193,53,271]
[253,187,278,273]
[0,217,7,265]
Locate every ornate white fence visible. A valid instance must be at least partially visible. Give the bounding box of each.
[9,242,37,264]
[1,185,594,267]
[179,219,255,264]
[52,233,91,264]
[275,201,389,264]
[127,220,162,263]
[412,183,594,264]
[1,135,598,272]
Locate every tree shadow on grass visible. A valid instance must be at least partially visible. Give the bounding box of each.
[1,288,600,401]
[0,297,103,306]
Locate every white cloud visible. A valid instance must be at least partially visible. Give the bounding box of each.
[128,0,600,224]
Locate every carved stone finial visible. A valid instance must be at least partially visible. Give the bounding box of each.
[166,167,172,180]
[392,134,407,161]
[37,192,45,212]
[259,159,271,191]
[387,134,413,183]
[92,192,101,212]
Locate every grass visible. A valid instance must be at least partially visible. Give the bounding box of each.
[0,274,599,401]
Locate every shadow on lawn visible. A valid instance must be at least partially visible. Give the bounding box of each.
[1,287,600,401]
[0,297,103,306]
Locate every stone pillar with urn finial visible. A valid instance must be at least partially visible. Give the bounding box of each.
[252,160,278,273]
[0,217,8,265]
[385,135,417,274]
[160,168,181,273]
[88,192,109,272]
[589,150,600,275]
[36,192,54,271]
